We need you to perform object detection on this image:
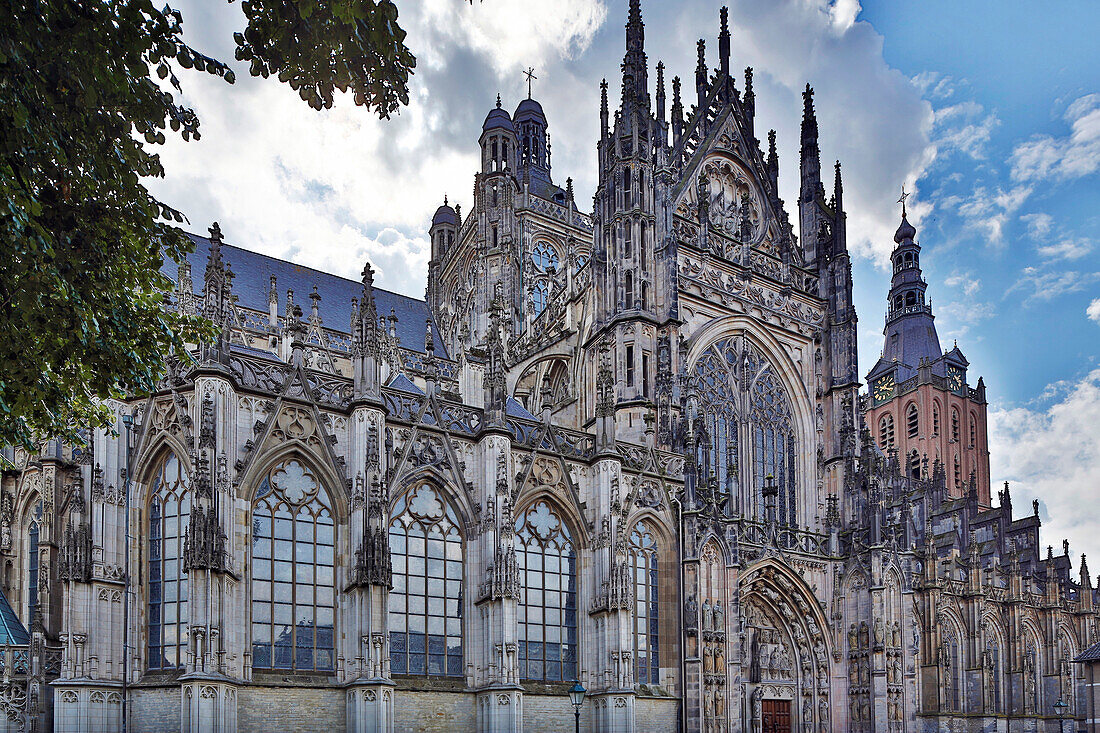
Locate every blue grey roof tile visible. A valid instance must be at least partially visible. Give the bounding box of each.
[0,589,29,645]
[166,234,447,358]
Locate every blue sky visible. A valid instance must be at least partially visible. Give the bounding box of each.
[150,0,1100,561]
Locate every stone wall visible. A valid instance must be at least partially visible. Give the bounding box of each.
[392,690,476,732]
[129,686,180,733]
[637,697,679,731]
[238,685,344,733]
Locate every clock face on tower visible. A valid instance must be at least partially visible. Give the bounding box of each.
[947,366,964,392]
[873,374,895,404]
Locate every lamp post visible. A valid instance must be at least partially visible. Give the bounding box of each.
[1053,697,1068,733]
[569,682,586,733]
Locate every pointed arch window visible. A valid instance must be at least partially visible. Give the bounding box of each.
[906,403,919,438]
[516,501,577,682]
[388,483,464,677]
[879,414,895,451]
[748,348,797,526]
[953,455,962,490]
[969,413,977,448]
[932,403,941,436]
[908,450,921,480]
[25,500,43,623]
[148,452,190,670]
[630,522,660,685]
[250,459,335,672]
[532,281,549,316]
[951,408,960,442]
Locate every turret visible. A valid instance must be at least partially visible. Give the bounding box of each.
[480,95,516,175]
[426,196,458,313]
[798,84,826,268]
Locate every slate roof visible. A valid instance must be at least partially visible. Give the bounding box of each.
[167,234,447,358]
[0,589,29,645]
[1076,639,1100,663]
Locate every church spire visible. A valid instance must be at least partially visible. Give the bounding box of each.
[718,6,730,78]
[695,39,708,111]
[622,0,648,110]
[881,195,942,366]
[800,84,821,195]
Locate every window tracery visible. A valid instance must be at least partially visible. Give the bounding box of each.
[515,501,577,682]
[630,522,659,685]
[26,500,42,623]
[250,459,335,672]
[388,483,463,677]
[532,241,559,273]
[532,281,549,316]
[148,452,190,670]
[686,338,796,523]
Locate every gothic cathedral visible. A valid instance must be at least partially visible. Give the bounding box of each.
[2,3,1096,732]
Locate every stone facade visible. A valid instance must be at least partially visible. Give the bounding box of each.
[0,2,1096,732]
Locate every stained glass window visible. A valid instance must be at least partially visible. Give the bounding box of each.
[250,459,335,672]
[532,281,549,316]
[26,501,42,622]
[516,501,577,682]
[630,522,659,685]
[388,484,463,677]
[532,241,559,273]
[686,339,797,522]
[687,338,741,498]
[748,349,797,527]
[148,452,190,669]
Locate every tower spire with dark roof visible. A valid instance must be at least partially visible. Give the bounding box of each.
[621,0,648,111]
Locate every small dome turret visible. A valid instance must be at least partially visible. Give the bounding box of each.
[513,98,547,125]
[432,198,457,227]
[894,215,917,244]
[482,95,514,134]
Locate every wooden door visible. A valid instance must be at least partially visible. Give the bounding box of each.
[761,699,792,733]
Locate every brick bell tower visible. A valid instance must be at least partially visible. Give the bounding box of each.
[864,197,991,504]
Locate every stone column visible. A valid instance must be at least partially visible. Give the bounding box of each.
[472,431,523,733]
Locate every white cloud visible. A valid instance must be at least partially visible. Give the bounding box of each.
[145,0,935,295]
[1011,93,1100,184]
[988,369,1100,566]
[932,100,999,160]
[944,272,981,297]
[946,184,1031,245]
[1088,298,1100,324]
[1007,267,1100,303]
[1021,212,1053,239]
[1036,237,1093,261]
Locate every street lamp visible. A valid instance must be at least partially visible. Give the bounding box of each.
[569,682,586,733]
[1052,697,1068,733]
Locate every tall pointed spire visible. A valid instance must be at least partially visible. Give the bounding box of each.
[622,0,648,110]
[671,75,683,146]
[655,61,666,123]
[834,160,843,212]
[718,7,730,78]
[600,78,609,139]
[767,129,779,192]
[695,39,708,111]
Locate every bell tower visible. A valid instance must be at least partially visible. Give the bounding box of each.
[865,200,991,502]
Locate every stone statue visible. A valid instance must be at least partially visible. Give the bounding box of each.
[712,601,724,632]
[686,594,699,629]
[874,619,884,646]
[701,600,712,632]
[848,624,858,651]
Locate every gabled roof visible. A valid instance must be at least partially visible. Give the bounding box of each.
[506,396,538,421]
[165,234,446,358]
[0,589,29,645]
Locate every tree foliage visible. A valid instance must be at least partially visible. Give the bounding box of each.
[0,0,415,449]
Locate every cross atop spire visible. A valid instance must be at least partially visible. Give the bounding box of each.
[897,185,910,217]
[524,67,537,99]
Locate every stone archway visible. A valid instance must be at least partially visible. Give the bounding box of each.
[740,562,832,733]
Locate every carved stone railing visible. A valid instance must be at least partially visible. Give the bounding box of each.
[735,520,831,558]
[0,642,63,729]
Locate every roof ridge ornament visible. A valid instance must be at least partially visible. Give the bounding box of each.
[897,185,910,218]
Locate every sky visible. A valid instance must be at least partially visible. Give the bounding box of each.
[148,0,1100,566]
